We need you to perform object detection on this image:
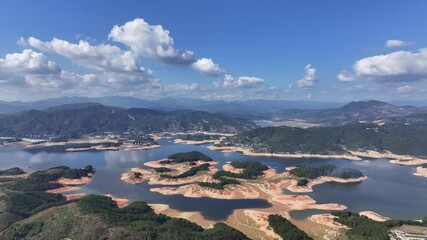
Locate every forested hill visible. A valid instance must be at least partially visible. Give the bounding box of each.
[0,105,256,138]
[273,100,417,125]
[219,119,427,157]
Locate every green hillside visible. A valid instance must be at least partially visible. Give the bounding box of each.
[219,120,427,157]
[0,105,256,138]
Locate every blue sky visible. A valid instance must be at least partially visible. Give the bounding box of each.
[0,0,426,102]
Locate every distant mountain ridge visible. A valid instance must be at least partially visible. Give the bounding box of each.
[0,96,343,117]
[0,104,256,138]
[273,100,419,125]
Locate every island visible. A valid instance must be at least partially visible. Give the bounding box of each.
[118,151,379,239]
[285,165,367,193]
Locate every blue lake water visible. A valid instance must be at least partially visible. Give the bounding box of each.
[1,137,426,220]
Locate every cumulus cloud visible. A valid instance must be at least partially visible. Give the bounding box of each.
[236,76,264,88]
[2,18,272,101]
[296,64,317,88]
[337,70,357,82]
[385,39,414,48]
[353,48,427,82]
[0,49,61,74]
[214,74,264,89]
[192,58,225,76]
[26,37,144,73]
[109,18,195,65]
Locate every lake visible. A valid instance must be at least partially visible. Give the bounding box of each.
[1,137,426,221]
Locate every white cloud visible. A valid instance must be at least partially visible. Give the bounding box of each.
[353,48,427,82]
[192,58,225,76]
[396,85,413,93]
[0,49,61,74]
[26,37,144,73]
[214,74,264,89]
[1,19,273,101]
[109,18,195,65]
[337,70,357,82]
[236,76,264,88]
[296,64,317,88]
[385,39,414,48]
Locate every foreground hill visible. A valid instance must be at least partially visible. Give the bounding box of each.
[3,196,249,240]
[274,100,417,125]
[0,105,256,138]
[219,117,427,157]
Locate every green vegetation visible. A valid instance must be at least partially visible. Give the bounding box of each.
[0,165,94,232]
[3,194,249,240]
[75,195,249,240]
[133,172,142,178]
[422,163,427,168]
[268,214,313,240]
[160,163,210,179]
[83,165,94,173]
[213,161,268,180]
[297,178,309,186]
[167,151,213,163]
[154,167,172,173]
[0,167,25,176]
[289,165,363,179]
[4,191,63,217]
[8,166,89,192]
[333,211,427,240]
[221,121,427,157]
[198,177,240,190]
[4,222,44,239]
[0,105,255,138]
[0,165,248,239]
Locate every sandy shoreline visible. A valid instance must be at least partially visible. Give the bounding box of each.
[207,146,363,161]
[121,160,219,186]
[208,145,427,165]
[47,176,92,197]
[113,159,386,240]
[413,166,427,178]
[359,211,390,222]
[105,194,129,208]
[287,176,368,193]
[173,138,220,145]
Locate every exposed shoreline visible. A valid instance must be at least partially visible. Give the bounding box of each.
[65,143,161,152]
[207,145,427,166]
[359,211,390,222]
[47,176,92,198]
[173,138,220,145]
[287,176,368,193]
[124,161,356,239]
[413,166,427,178]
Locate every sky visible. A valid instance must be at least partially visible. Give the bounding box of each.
[0,0,427,102]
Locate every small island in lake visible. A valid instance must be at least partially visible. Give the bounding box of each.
[118,151,377,239]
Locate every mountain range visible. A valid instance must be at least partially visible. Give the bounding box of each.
[273,100,425,125]
[0,104,256,138]
[0,96,343,117]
